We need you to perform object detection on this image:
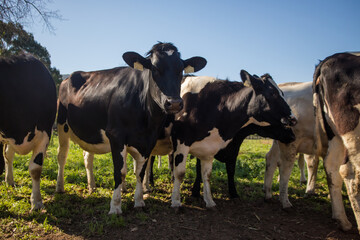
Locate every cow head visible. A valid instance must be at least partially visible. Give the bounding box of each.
[123,42,207,114]
[240,70,297,143]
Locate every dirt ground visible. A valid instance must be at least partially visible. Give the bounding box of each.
[35,195,359,240]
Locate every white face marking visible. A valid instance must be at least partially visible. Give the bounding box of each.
[241,117,271,129]
[165,50,174,56]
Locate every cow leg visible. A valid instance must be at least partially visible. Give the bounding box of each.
[298,154,307,184]
[171,142,189,208]
[305,154,319,195]
[4,145,15,186]
[56,123,70,193]
[0,143,5,176]
[29,135,49,210]
[142,155,154,194]
[200,157,216,208]
[108,138,126,215]
[191,158,202,197]
[158,155,162,168]
[131,152,146,208]
[340,127,360,233]
[278,143,297,209]
[83,151,96,193]
[149,155,155,186]
[324,136,352,231]
[225,157,238,198]
[264,141,280,200]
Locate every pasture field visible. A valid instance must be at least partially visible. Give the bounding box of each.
[0,135,358,239]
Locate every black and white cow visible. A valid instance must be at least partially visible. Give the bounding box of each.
[170,71,297,208]
[0,54,57,210]
[56,42,206,214]
[313,52,360,232]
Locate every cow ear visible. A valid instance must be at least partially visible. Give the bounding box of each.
[123,52,152,71]
[183,57,207,73]
[240,70,263,90]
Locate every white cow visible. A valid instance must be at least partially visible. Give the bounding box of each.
[264,81,326,208]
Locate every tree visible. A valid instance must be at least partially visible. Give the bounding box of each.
[0,0,61,32]
[0,21,62,91]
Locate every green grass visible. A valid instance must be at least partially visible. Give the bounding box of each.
[0,136,334,239]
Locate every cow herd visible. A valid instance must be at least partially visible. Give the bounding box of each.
[0,43,360,234]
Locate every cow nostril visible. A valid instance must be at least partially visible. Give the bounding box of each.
[179,101,184,110]
[165,100,172,109]
[290,116,297,126]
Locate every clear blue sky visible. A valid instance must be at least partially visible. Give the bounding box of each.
[27,0,360,84]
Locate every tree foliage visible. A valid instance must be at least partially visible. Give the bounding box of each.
[0,0,61,32]
[0,21,62,91]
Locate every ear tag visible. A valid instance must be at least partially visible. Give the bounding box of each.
[184,65,195,74]
[134,61,144,71]
[243,80,252,88]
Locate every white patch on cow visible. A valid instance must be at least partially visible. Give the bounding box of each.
[0,127,50,155]
[165,50,174,56]
[180,76,217,97]
[68,127,111,154]
[341,105,360,156]
[109,185,122,214]
[241,117,271,129]
[171,141,189,208]
[189,128,231,159]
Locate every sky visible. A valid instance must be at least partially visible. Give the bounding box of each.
[27,0,360,84]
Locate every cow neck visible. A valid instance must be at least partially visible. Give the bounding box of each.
[143,70,165,121]
[225,87,256,132]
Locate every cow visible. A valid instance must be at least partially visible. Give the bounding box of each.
[55,42,207,214]
[0,54,57,210]
[170,71,297,208]
[313,52,360,233]
[263,81,324,208]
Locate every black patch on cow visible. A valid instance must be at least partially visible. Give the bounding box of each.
[28,131,35,142]
[175,154,184,167]
[70,71,87,91]
[0,143,4,175]
[34,153,44,166]
[0,54,57,145]
[140,159,148,183]
[64,124,69,133]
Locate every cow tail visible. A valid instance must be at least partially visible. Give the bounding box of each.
[313,64,328,157]
[0,143,5,175]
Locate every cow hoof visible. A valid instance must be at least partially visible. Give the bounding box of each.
[108,207,122,215]
[88,187,96,194]
[134,200,145,208]
[338,220,352,232]
[264,197,274,203]
[304,192,317,198]
[173,206,184,214]
[31,201,44,211]
[205,202,216,209]
[55,186,65,193]
[282,206,295,213]
[206,206,217,212]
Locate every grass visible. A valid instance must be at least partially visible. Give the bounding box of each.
[0,135,334,239]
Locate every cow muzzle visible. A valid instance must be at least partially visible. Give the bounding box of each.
[280,115,297,127]
[164,97,183,114]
